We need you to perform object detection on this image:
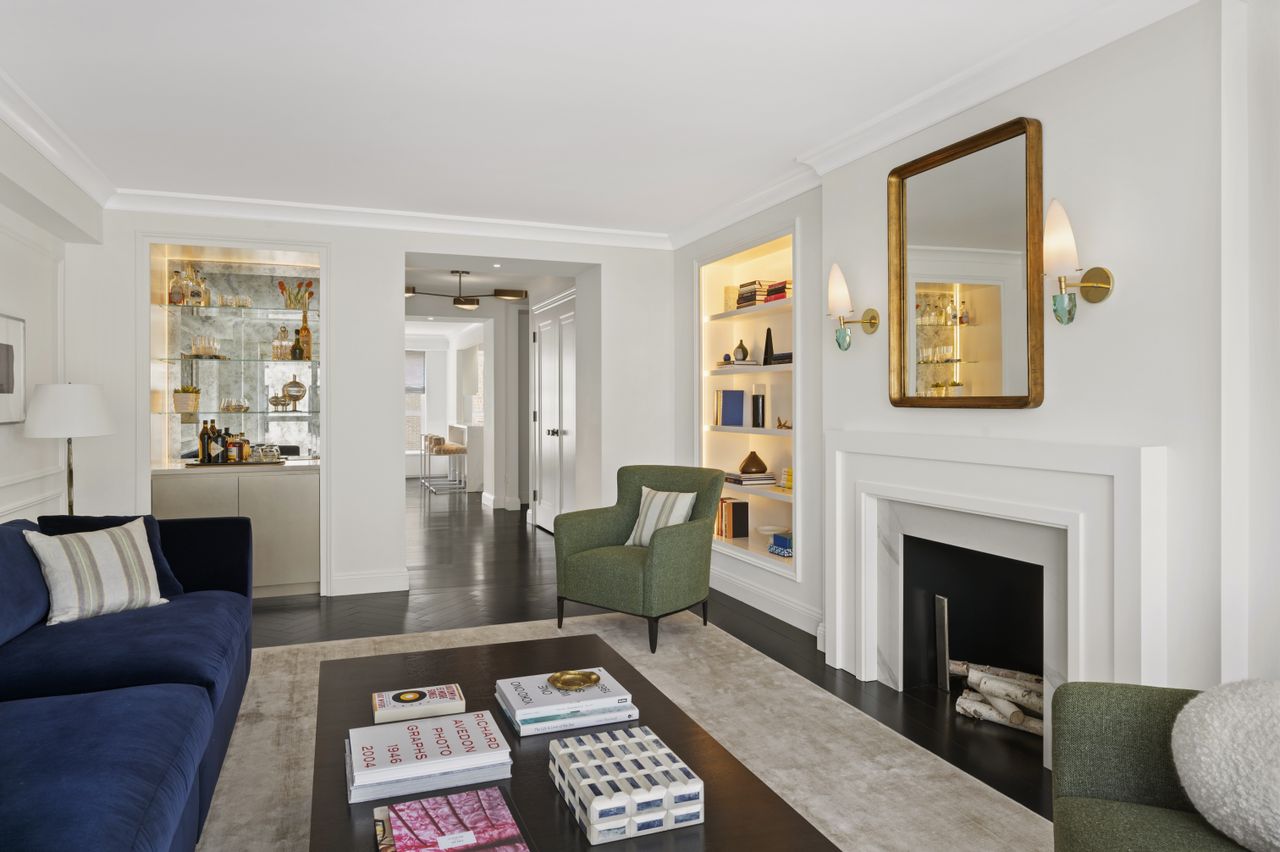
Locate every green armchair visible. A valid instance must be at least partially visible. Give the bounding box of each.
[554,465,725,652]
[1052,682,1244,851]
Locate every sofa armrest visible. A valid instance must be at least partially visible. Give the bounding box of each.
[554,506,630,565]
[644,516,715,615]
[1052,682,1198,811]
[157,517,253,598]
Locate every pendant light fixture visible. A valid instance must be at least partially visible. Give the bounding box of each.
[403,269,527,309]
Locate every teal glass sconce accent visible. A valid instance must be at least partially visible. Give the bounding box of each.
[1044,199,1114,326]
[828,262,879,349]
[1052,292,1077,325]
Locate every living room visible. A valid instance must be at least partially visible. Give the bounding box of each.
[0,2,1277,851]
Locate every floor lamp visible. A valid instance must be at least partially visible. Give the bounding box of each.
[24,383,114,515]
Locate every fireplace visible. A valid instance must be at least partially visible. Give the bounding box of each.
[901,535,1043,692]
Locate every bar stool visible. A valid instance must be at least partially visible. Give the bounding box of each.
[421,434,468,494]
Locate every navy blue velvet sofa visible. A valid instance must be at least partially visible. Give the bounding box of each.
[0,516,253,852]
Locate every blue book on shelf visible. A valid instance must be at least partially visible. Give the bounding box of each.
[716,390,745,427]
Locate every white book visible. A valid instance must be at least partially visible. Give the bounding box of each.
[371,684,465,723]
[496,690,640,736]
[344,740,512,804]
[348,710,510,785]
[494,667,632,722]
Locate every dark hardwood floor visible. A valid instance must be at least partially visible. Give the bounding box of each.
[253,483,1052,819]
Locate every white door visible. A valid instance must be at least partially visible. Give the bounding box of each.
[534,299,576,532]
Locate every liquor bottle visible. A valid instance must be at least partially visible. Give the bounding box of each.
[198,277,211,307]
[915,302,922,325]
[959,302,970,325]
[948,300,958,325]
[197,420,209,464]
[168,270,185,306]
[206,420,221,463]
[299,309,312,360]
[222,428,233,464]
[290,330,304,361]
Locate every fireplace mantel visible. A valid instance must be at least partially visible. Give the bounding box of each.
[823,431,1168,689]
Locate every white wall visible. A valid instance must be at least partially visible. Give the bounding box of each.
[62,210,673,596]
[673,188,825,634]
[820,3,1224,688]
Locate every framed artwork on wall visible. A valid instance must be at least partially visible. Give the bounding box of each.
[0,313,26,424]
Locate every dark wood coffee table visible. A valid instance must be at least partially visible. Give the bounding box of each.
[310,633,836,850]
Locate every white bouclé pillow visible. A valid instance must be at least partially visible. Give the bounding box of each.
[23,517,168,624]
[625,486,696,547]
[1171,679,1280,852]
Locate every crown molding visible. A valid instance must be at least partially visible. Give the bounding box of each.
[0,67,114,204]
[670,165,821,250]
[106,189,674,251]
[796,0,1198,176]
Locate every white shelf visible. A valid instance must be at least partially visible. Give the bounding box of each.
[713,534,793,571]
[708,425,792,437]
[707,297,794,322]
[706,364,793,376]
[722,482,793,503]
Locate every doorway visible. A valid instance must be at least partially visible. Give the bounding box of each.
[533,293,576,532]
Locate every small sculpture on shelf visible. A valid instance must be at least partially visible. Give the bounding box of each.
[775,417,792,430]
[282,375,307,411]
[738,451,767,474]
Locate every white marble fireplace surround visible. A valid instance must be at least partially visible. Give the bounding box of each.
[824,431,1168,766]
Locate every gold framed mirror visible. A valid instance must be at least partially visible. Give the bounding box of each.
[888,117,1043,408]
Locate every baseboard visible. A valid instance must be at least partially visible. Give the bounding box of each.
[710,566,822,635]
[327,570,410,596]
[481,492,495,508]
[254,581,320,599]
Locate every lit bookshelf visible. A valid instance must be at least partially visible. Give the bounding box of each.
[699,234,795,574]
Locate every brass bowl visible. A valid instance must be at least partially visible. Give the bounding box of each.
[547,670,600,691]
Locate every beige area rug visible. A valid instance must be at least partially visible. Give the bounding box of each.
[197,612,1051,851]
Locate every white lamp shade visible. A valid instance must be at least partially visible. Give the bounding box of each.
[827,262,853,316]
[1043,199,1079,279]
[24,383,114,438]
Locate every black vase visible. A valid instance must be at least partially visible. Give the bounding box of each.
[763,328,775,366]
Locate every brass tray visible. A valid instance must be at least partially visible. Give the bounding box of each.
[546,670,600,691]
[184,460,287,468]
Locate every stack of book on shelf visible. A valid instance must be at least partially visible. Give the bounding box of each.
[725,471,777,487]
[763,280,792,303]
[779,468,793,490]
[767,350,792,365]
[735,280,772,309]
[712,389,744,426]
[715,497,748,538]
[547,726,705,844]
[373,786,531,851]
[345,711,512,803]
[495,668,638,736]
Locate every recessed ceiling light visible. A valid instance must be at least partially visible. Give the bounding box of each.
[426,316,435,321]
[493,263,501,268]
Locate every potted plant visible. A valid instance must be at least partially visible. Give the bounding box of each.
[948,381,966,397]
[173,385,201,413]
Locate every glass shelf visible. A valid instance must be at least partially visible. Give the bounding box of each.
[159,410,318,416]
[155,357,320,365]
[157,304,319,321]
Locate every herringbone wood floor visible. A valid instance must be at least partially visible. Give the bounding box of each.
[250,482,1052,818]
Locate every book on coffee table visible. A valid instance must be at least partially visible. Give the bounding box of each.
[371,684,466,723]
[345,711,511,804]
[495,688,639,736]
[494,667,632,722]
[382,786,530,851]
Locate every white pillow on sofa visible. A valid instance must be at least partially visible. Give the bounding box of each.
[1171,679,1280,852]
[23,517,168,624]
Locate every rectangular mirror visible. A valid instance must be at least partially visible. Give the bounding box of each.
[888,118,1043,408]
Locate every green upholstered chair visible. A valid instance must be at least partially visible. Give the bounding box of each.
[554,465,724,652]
[1052,682,1244,851]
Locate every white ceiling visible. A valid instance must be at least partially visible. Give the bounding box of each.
[0,1,1191,242]
[404,252,584,294]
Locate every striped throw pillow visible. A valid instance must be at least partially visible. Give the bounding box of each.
[625,486,697,547]
[23,517,167,624]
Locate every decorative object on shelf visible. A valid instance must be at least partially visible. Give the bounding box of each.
[290,329,305,360]
[0,313,25,423]
[826,263,879,350]
[1044,198,1114,326]
[405,269,527,309]
[721,353,731,364]
[172,385,201,413]
[763,328,775,365]
[23,383,114,514]
[546,670,601,691]
[189,335,222,359]
[775,417,792,430]
[219,398,250,413]
[267,390,289,412]
[279,279,315,310]
[282,375,307,411]
[732,339,748,361]
[299,309,312,359]
[167,270,185,305]
[270,325,290,360]
[751,383,765,428]
[738,450,766,474]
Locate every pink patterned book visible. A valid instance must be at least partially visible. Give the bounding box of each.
[387,786,529,851]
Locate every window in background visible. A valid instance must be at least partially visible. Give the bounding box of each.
[471,346,485,425]
[405,350,426,450]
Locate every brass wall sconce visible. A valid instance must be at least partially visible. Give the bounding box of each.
[1044,199,1114,325]
[827,262,879,350]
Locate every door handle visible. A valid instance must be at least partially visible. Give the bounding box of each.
[546,428,560,436]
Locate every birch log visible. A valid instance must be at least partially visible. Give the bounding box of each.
[956,695,1044,736]
[977,690,1025,725]
[967,663,1043,689]
[975,675,1045,714]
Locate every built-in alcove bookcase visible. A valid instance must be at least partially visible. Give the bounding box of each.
[698,234,796,575]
